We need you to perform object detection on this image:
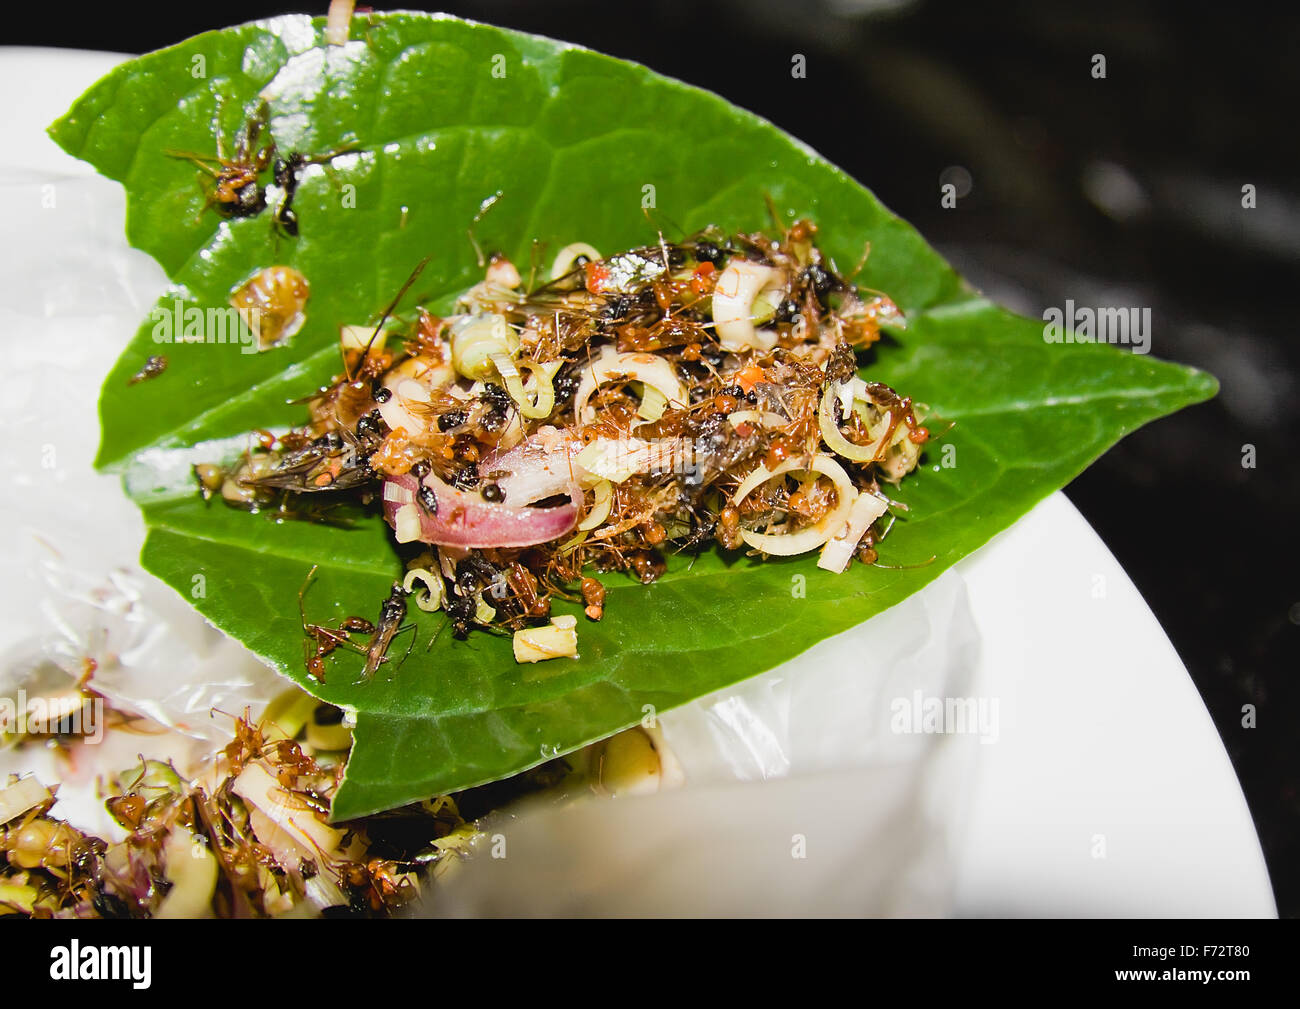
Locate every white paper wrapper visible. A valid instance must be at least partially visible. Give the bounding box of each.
[0,172,286,744]
[0,167,285,838]
[428,568,983,917]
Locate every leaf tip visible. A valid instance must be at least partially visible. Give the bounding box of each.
[1184,363,1220,404]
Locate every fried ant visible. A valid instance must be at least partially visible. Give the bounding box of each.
[1,798,105,910]
[297,566,411,682]
[298,565,376,682]
[363,581,412,679]
[167,100,355,236]
[212,710,337,819]
[299,827,417,914]
[167,101,273,222]
[270,145,357,238]
[127,355,167,385]
[340,856,418,913]
[271,153,310,236]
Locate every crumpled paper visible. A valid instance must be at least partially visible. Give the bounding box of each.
[0,164,288,837]
[0,168,286,741]
[427,568,982,917]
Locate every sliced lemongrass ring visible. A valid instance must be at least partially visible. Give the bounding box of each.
[819,383,891,463]
[731,453,856,556]
[577,479,614,531]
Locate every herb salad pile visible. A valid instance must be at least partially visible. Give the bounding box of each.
[207,219,932,677]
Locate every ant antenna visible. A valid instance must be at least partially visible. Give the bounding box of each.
[347,257,430,381]
[763,192,784,232]
[641,205,687,240]
[466,190,504,268]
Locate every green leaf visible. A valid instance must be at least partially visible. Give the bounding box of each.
[50,13,1215,820]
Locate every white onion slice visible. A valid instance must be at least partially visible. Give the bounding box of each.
[577,479,614,530]
[451,313,517,381]
[490,353,557,419]
[232,763,346,863]
[377,377,434,435]
[575,436,686,483]
[325,0,355,44]
[0,777,50,826]
[818,383,892,463]
[637,384,668,422]
[155,829,218,919]
[383,481,413,504]
[393,503,422,543]
[340,324,387,354]
[402,567,444,612]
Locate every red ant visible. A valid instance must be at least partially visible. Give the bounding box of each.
[167,100,356,236]
[298,566,374,682]
[297,566,410,682]
[166,101,273,222]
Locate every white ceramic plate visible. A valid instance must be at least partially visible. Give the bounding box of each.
[0,46,1275,917]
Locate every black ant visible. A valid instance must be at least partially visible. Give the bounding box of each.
[272,153,306,236]
[363,582,411,679]
[270,148,354,238]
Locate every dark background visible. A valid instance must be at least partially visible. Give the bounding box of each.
[14,0,1297,916]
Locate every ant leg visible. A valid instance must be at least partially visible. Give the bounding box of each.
[315,626,368,657]
[164,150,221,176]
[389,624,417,674]
[297,565,320,634]
[213,97,230,163]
